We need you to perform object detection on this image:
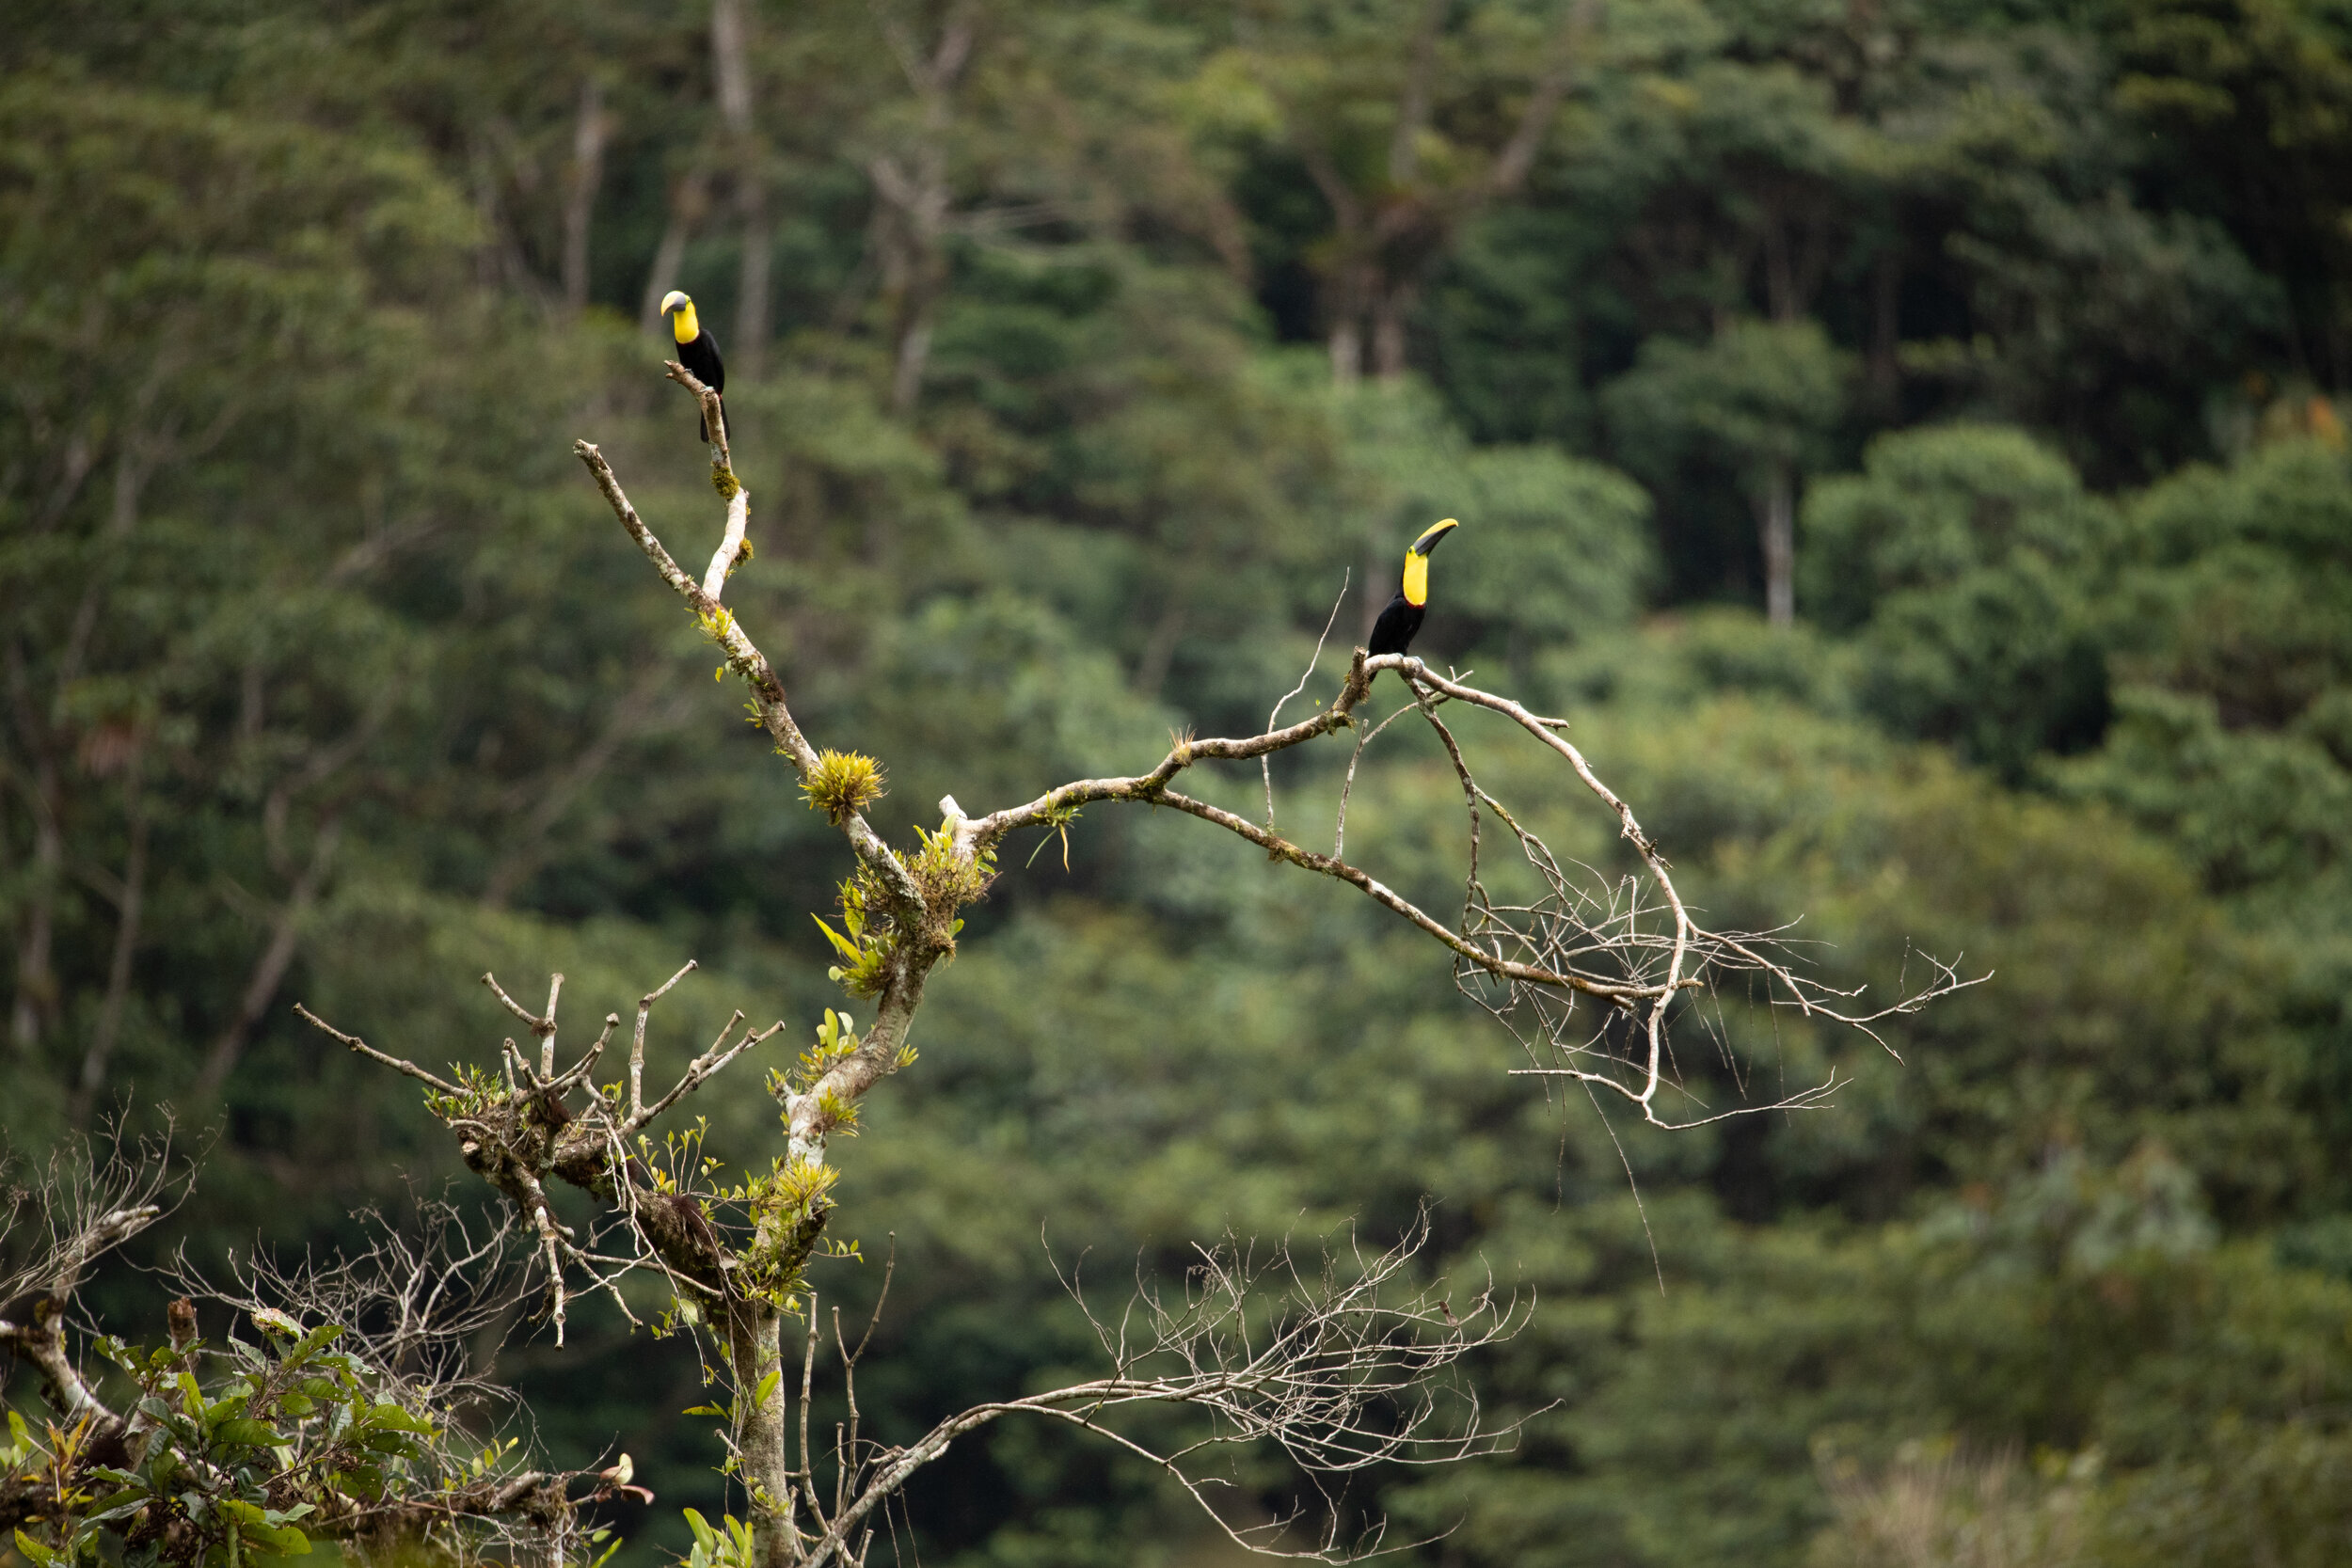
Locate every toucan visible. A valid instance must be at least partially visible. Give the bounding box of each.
[659,291,727,443]
[1367,517,1460,672]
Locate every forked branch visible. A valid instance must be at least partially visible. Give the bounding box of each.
[574,377,1976,1134]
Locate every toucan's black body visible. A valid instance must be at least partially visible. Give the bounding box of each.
[677,329,727,443]
[1366,594,1423,658]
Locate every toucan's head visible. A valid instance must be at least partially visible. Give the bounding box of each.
[1400,517,1459,606]
[660,290,699,343]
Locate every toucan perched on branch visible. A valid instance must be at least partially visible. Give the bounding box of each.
[1367,517,1460,672]
[659,291,727,443]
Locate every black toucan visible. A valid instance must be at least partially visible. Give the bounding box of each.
[1367,517,1460,671]
[660,290,728,443]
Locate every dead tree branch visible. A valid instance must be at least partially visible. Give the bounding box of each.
[300,359,1987,1568]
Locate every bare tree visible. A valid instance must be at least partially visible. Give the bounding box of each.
[2,361,1970,1568]
[252,365,1967,1567]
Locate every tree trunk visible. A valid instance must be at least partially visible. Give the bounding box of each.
[711,0,768,379]
[869,147,950,416]
[725,1298,794,1568]
[1328,316,1362,387]
[70,753,146,1126]
[561,77,609,314]
[890,308,932,417]
[9,752,60,1053]
[194,813,342,1101]
[1757,461,1796,628]
[1867,245,1902,410]
[1370,288,1410,383]
[1132,592,1187,700]
[738,185,771,382]
[16,450,147,1053]
[639,169,710,332]
[1360,528,1389,642]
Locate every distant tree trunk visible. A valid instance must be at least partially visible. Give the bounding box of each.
[560,77,609,314]
[1328,315,1363,387]
[1757,181,1832,326]
[868,151,952,416]
[890,310,933,415]
[1370,285,1413,384]
[711,0,769,378]
[1757,461,1795,628]
[193,813,342,1102]
[1287,0,1594,388]
[866,5,975,416]
[9,750,61,1053]
[71,754,147,1128]
[1132,593,1188,700]
[639,167,710,332]
[1867,245,1902,410]
[15,449,151,1054]
[737,186,771,379]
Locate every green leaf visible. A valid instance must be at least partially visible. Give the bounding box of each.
[682,1508,718,1555]
[280,1325,343,1370]
[810,913,864,961]
[15,1528,59,1566]
[211,1419,279,1449]
[363,1403,436,1435]
[335,1465,385,1500]
[240,1521,310,1557]
[752,1370,780,1409]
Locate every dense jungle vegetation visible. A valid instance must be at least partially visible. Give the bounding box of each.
[8,0,2352,1562]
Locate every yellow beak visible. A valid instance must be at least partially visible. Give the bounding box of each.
[1408,517,1460,557]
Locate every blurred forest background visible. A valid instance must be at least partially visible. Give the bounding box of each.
[8,0,2352,1562]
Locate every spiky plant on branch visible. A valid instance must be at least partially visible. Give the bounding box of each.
[6,363,1972,1568]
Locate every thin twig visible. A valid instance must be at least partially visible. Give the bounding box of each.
[632,959,697,1119]
[1263,570,1348,833]
[294,1004,463,1095]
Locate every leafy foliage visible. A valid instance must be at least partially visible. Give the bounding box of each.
[9,1319,460,1568]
